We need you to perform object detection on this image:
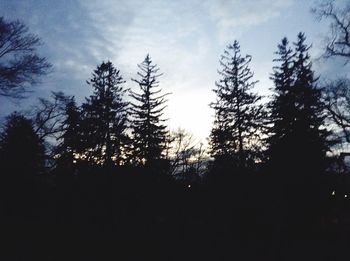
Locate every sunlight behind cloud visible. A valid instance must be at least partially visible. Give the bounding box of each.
[0,0,331,142]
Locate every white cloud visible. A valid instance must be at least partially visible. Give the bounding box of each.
[204,0,295,43]
[1,0,334,143]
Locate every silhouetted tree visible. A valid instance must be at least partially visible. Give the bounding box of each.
[53,98,81,224]
[0,112,45,179]
[24,91,71,168]
[323,78,350,144]
[167,128,195,175]
[32,91,71,143]
[292,32,333,171]
[311,1,350,147]
[55,97,82,172]
[0,17,51,98]
[81,61,129,167]
[167,128,206,179]
[209,41,265,171]
[268,37,295,162]
[130,54,169,169]
[268,34,333,232]
[269,34,332,173]
[312,0,350,61]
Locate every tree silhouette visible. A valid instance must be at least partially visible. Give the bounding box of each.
[323,78,350,144]
[32,91,71,142]
[268,37,295,162]
[55,97,82,172]
[291,33,333,174]
[209,41,265,171]
[312,0,350,61]
[81,61,129,167]
[0,17,51,99]
[25,91,72,168]
[269,34,331,168]
[311,1,350,150]
[0,112,45,179]
[130,54,169,169]
[268,34,333,233]
[167,128,206,178]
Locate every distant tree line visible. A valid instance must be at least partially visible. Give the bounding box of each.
[0,24,348,190]
[1,6,350,193]
[0,29,346,202]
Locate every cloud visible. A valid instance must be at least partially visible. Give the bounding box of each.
[0,0,326,142]
[204,0,295,43]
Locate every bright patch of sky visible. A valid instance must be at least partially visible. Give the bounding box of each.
[0,0,349,144]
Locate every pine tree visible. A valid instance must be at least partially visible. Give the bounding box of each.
[268,33,334,229]
[292,33,331,174]
[268,33,331,177]
[268,37,295,160]
[267,34,334,234]
[0,112,45,178]
[130,54,169,168]
[55,97,81,172]
[209,41,265,170]
[81,61,129,167]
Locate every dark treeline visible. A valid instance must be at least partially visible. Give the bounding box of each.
[1,7,350,261]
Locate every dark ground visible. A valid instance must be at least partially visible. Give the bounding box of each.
[1,168,349,261]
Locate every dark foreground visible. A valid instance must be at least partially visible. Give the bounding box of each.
[1,168,349,261]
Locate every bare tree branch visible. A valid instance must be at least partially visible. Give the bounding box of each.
[30,92,71,142]
[323,78,350,143]
[312,1,350,61]
[167,128,207,177]
[0,17,51,99]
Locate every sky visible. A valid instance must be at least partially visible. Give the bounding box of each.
[0,0,349,144]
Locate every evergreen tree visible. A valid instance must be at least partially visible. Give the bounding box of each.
[268,33,331,177]
[81,61,129,167]
[268,37,295,161]
[55,97,82,172]
[292,33,331,174]
[268,34,333,232]
[209,41,265,170]
[0,112,45,179]
[130,54,169,168]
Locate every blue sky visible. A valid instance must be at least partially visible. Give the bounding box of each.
[0,0,349,144]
